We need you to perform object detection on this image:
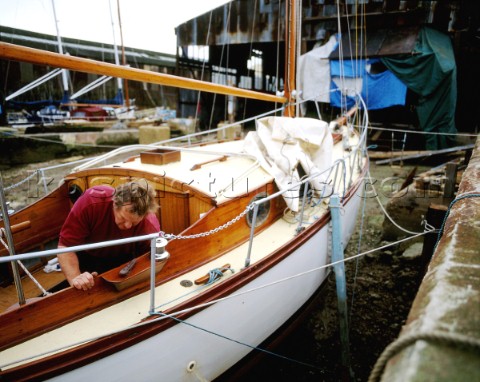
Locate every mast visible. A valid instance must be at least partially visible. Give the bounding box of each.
[117,0,130,108]
[284,0,297,117]
[51,0,69,103]
[109,0,124,104]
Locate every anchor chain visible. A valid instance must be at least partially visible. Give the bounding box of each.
[163,204,254,240]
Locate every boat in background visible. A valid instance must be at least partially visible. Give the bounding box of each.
[0,1,369,380]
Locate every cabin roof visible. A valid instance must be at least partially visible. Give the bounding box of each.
[115,140,273,203]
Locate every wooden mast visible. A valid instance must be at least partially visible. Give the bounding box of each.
[0,42,286,104]
[283,0,297,117]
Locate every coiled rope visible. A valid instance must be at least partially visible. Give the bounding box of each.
[206,267,234,285]
[368,331,480,382]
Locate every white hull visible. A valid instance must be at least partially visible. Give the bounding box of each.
[46,182,362,382]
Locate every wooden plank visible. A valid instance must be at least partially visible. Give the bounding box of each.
[374,144,475,165]
[0,42,286,104]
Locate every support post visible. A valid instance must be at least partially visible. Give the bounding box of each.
[149,237,156,315]
[443,162,458,200]
[329,194,353,380]
[421,203,448,270]
[0,174,26,305]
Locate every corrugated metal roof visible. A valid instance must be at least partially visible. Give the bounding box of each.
[329,26,421,59]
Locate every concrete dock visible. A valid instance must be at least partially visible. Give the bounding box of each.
[0,129,139,165]
[374,135,480,381]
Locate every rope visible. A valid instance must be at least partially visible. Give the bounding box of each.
[368,331,480,382]
[16,260,50,296]
[434,193,480,251]
[0,230,431,371]
[152,311,324,372]
[193,8,213,131]
[0,232,50,296]
[0,228,51,296]
[206,267,234,285]
[241,0,258,122]
[366,168,428,236]
[191,369,209,382]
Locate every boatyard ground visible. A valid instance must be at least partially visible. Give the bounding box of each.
[0,155,448,381]
[243,160,434,381]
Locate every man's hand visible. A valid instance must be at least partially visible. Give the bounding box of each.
[71,272,99,290]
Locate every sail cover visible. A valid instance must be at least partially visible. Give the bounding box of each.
[244,117,333,212]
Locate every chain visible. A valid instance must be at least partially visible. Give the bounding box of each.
[164,204,255,240]
[4,171,39,191]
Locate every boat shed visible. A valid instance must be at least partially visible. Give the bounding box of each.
[175,0,479,143]
[0,25,178,120]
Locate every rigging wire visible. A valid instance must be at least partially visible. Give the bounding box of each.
[242,0,258,123]
[335,0,347,115]
[274,0,282,116]
[193,7,214,131]
[208,1,232,130]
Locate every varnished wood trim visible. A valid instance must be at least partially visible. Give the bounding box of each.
[0,42,287,104]
[0,162,368,381]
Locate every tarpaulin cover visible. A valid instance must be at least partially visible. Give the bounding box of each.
[329,58,407,110]
[381,27,457,149]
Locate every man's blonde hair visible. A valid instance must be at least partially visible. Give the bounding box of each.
[113,180,158,216]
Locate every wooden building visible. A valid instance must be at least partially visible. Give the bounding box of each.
[1,1,479,136]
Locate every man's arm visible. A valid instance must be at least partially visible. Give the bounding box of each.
[57,246,97,290]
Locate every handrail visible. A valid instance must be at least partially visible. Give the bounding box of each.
[0,42,287,104]
[0,233,160,264]
[0,175,25,304]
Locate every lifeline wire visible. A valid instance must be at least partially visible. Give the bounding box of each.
[152,311,324,372]
[0,229,431,371]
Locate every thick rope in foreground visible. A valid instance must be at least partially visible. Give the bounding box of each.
[368,331,480,382]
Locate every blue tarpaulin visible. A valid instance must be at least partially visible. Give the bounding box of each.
[330,58,407,110]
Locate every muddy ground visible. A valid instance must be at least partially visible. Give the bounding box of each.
[243,162,433,382]
[1,156,433,382]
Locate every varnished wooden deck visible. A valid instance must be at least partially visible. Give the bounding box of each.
[0,268,65,311]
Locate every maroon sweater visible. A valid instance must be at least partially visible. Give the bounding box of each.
[59,185,160,273]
